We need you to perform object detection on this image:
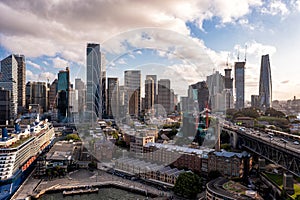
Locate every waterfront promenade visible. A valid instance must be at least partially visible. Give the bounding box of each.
[13,169,172,199]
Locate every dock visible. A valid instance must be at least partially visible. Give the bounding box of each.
[63,188,99,195]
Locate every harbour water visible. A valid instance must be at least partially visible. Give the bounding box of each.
[39,187,154,200]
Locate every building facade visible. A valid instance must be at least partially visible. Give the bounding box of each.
[27,82,48,113]
[158,79,171,116]
[0,88,11,125]
[144,76,154,113]
[57,67,70,122]
[14,55,26,113]
[124,70,141,117]
[208,151,252,178]
[86,43,102,124]
[0,55,18,119]
[234,62,246,110]
[107,77,119,118]
[259,54,272,109]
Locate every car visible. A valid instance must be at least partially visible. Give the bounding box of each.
[293,141,299,145]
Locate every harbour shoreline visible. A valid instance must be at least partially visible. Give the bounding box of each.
[31,180,158,199]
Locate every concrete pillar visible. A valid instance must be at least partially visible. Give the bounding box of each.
[283,172,294,195]
[258,158,266,172]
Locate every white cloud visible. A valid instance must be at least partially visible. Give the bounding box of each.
[261,0,289,16]
[0,0,267,66]
[234,41,277,58]
[42,61,49,66]
[26,70,56,82]
[117,58,126,65]
[52,56,69,69]
[27,60,42,70]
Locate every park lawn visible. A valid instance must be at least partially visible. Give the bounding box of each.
[265,172,300,199]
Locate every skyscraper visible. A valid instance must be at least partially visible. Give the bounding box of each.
[107,77,119,118]
[206,71,225,112]
[28,81,48,112]
[124,70,141,117]
[144,76,154,112]
[224,68,233,89]
[234,62,246,110]
[14,55,26,113]
[0,88,11,125]
[86,43,102,123]
[158,79,171,115]
[101,53,106,118]
[224,68,234,110]
[49,79,58,110]
[0,55,18,118]
[146,75,157,104]
[57,67,70,122]
[75,78,85,120]
[259,54,272,109]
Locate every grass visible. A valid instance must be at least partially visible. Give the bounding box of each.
[264,172,283,186]
[264,172,300,199]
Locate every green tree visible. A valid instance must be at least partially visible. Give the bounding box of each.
[174,172,202,198]
[265,108,285,118]
[65,133,80,141]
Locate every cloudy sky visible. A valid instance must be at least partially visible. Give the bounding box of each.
[1,0,300,100]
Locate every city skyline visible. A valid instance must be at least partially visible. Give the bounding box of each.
[1,1,300,100]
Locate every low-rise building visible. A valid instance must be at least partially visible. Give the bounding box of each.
[143,142,213,173]
[208,150,252,178]
[115,157,185,186]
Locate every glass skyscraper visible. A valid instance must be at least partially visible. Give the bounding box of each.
[234,62,246,110]
[0,55,18,119]
[259,54,272,109]
[57,67,70,122]
[86,43,102,124]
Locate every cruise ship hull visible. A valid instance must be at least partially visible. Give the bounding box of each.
[0,125,55,200]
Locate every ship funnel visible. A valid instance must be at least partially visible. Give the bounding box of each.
[36,114,40,123]
[15,123,21,133]
[2,127,8,141]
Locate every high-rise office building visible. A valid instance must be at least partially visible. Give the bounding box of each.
[224,68,233,89]
[189,81,209,112]
[124,70,141,117]
[28,82,48,112]
[234,62,246,110]
[158,79,171,115]
[75,78,85,120]
[206,71,225,112]
[14,55,26,113]
[107,78,119,118]
[146,75,157,104]
[101,54,106,118]
[144,76,154,112]
[259,54,272,109]
[57,67,70,122]
[0,55,18,119]
[119,85,126,119]
[86,43,102,123]
[49,79,58,110]
[196,81,209,112]
[224,68,234,110]
[0,88,11,125]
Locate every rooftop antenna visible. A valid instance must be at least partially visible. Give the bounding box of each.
[226,53,229,68]
[244,44,247,63]
[237,47,240,61]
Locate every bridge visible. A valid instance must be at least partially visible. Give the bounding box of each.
[222,124,300,177]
